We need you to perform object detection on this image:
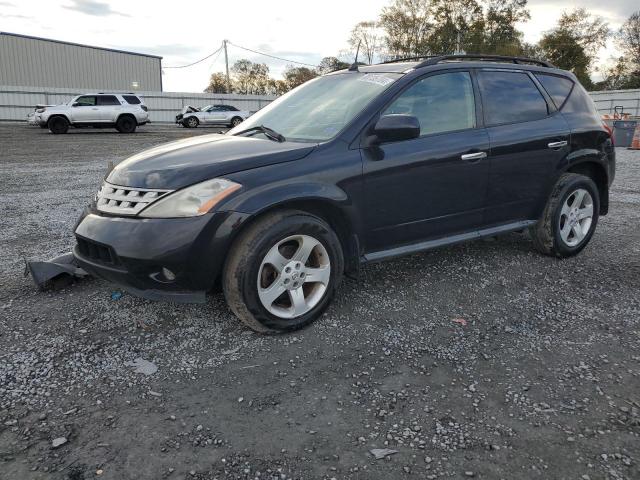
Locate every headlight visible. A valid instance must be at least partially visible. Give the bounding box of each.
[138,178,241,218]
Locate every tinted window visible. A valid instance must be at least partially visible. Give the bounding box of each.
[122,95,141,105]
[76,96,96,106]
[226,105,239,111]
[478,71,548,125]
[384,71,476,136]
[535,74,574,109]
[97,95,120,106]
[561,83,600,116]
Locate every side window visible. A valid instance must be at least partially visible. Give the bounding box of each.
[227,105,239,111]
[122,95,141,105]
[478,71,549,125]
[383,71,476,136]
[561,82,600,116]
[535,74,574,109]
[210,106,223,111]
[97,95,120,106]
[76,96,96,106]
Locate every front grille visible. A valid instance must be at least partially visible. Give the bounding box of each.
[96,181,171,216]
[77,237,120,265]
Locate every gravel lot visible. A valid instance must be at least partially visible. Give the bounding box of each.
[1,122,639,480]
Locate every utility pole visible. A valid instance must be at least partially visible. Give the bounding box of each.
[223,39,230,94]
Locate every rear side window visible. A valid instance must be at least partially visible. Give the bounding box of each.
[122,95,141,105]
[535,74,574,109]
[97,95,120,106]
[384,71,476,136]
[478,71,549,125]
[561,83,600,116]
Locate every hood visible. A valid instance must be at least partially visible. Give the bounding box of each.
[107,134,317,189]
[181,105,200,114]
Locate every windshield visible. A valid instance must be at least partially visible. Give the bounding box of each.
[229,72,403,142]
[199,105,212,111]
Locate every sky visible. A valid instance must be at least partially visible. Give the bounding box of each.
[0,0,637,92]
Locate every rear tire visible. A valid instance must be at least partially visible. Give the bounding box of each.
[230,116,243,128]
[531,173,600,258]
[48,116,69,134]
[223,210,344,333]
[116,115,137,133]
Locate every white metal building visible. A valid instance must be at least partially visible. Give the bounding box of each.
[0,32,162,91]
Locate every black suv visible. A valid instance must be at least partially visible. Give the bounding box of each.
[73,55,615,333]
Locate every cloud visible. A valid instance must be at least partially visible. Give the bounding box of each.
[0,1,15,6]
[112,44,205,57]
[63,0,129,17]
[0,14,31,19]
[527,0,638,24]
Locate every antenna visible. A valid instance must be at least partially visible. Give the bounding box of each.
[348,40,361,71]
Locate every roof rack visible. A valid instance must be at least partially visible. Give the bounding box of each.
[414,54,553,68]
[378,56,439,65]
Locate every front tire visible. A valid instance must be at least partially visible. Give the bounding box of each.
[223,210,344,333]
[184,116,199,128]
[531,173,599,258]
[48,116,69,134]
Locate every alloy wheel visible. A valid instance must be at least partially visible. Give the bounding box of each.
[257,234,331,319]
[559,188,594,247]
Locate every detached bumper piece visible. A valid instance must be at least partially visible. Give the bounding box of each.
[27,252,89,291]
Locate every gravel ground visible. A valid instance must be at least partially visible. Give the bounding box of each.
[1,122,639,480]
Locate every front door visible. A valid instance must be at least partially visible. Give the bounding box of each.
[362,70,490,253]
[476,69,571,225]
[70,95,100,122]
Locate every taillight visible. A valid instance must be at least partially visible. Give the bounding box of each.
[141,105,148,112]
[603,122,614,145]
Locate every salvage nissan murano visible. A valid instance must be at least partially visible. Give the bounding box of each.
[73,54,615,333]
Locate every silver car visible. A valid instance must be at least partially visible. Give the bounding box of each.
[176,104,250,128]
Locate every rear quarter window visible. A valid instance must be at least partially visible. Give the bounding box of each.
[122,95,141,105]
[477,71,549,126]
[534,74,574,109]
[560,83,600,116]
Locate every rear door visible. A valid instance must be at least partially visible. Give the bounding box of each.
[362,70,490,252]
[96,95,122,122]
[477,69,570,225]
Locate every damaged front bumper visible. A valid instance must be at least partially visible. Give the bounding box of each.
[71,208,250,304]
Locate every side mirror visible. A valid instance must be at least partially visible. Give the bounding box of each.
[371,114,420,144]
[72,102,80,107]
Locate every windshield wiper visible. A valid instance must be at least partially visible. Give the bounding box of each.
[232,125,286,142]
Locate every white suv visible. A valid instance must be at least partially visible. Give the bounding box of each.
[37,93,150,134]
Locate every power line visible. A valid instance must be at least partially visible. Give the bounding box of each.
[164,43,224,69]
[227,41,319,67]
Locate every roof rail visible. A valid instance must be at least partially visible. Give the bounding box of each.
[378,55,439,65]
[414,54,553,68]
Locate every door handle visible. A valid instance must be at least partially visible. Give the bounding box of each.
[548,140,568,149]
[461,152,487,162]
[91,107,99,110]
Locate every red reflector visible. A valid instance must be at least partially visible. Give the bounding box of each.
[603,122,614,145]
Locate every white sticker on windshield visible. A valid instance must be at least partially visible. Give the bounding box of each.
[358,74,394,86]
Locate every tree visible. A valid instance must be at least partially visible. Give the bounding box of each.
[379,0,433,58]
[427,0,484,54]
[618,11,640,69]
[482,0,530,55]
[203,72,228,93]
[595,57,640,90]
[349,21,382,63]
[538,8,610,88]
[283,66,318,90]
[316,56,350,75]
[231,59,272,95]
[539,31,592,86]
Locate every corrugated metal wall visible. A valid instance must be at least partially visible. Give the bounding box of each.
[0,33,162,91]
[589,89,640,117]
[0,85,276,123]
